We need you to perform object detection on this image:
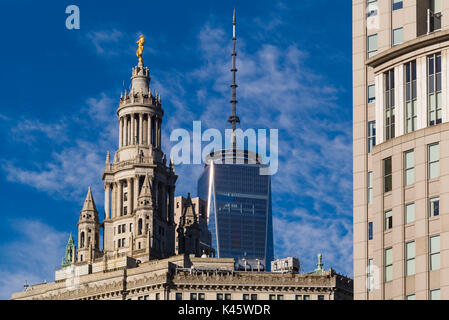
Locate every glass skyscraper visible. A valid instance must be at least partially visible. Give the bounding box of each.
[197,11,273,271]
[198,150,274,271]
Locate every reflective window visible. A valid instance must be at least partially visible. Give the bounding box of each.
[405,61,417,133]
[428,54,442,126]
[368,171,373,204]
[406,241,415,276]
[368,122,376,153]
[430,197,440,217]
[405,203,415,224]
[384,157,392,192]
[429,144,440,179]
[392,28,403,46]
[393,0,403,10]
[368,34,378,58]
[430,289,440,300]
[430,235,440,271]
[385,248,393,282]
[368,84,376,103]
[384,70,395,140]
[367,0,378,17]
[404,150,414,186]
[385,210,393,230]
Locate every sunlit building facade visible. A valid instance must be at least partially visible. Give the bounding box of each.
[353,0,449,300]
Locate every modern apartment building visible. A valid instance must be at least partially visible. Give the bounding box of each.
[353,0,449,300]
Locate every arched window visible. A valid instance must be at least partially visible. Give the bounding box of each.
[138,219,143,235]
[80,232,85,248]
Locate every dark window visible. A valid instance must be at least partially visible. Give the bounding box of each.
[368,222,373,240]
[384,157,392,193]
[190,293,197,301]
[392,0,403,11]
[217,293,223,300]
[385,70,395,140]
[428,53,442,126]
[318,295,325,300]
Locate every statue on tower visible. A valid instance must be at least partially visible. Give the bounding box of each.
[136,35,145,63]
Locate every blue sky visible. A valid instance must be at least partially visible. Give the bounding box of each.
[0,0,352,298]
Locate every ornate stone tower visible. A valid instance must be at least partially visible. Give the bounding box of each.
[102,36,177,263]
[77,187,101,263]
[176,193,201,257]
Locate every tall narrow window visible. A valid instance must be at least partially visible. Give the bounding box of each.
[385,210,393,230]
[406,241,415,276]
[385,70,395,140]
[367,258,374,291]
[430,197,440,217]
[428,53,442,126]
[430,235,440,271]
[385,248,393,282]
[368,221,373,240]
[404,150,414,186]
[405,203,415,224]
[368,171,373,204]
[368,121,376,153]
[368,84,376,103]
[392,27,403,46]
[392,0,403,10]
[429,143,440,179]
[405,61,417,133]
[384,157,392,192]
[367,34,378,58]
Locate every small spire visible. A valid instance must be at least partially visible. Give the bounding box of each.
[138,174,153,200]
[106,151,110,164]
[228,8,240,150]
[81,186,97,212]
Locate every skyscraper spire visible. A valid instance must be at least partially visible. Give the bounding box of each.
[228,8,240,150]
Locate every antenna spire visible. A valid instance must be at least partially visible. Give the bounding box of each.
[228,8,240,150]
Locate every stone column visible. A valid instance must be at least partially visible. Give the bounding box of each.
[148,115,152,146]
[158,119,162,148]
[127,177,133,214]
[154,180,159,209]
[134,176,139,210]
[111,183,116,218]
[154,118,159,148]
[130,114,134,145]
[168,186,175,223]
[162,184,167,221]
[104,183,111,220]
[139,114,143,145]
[117,180,123,217]
[118,117,122,147]
[126,117,130,146]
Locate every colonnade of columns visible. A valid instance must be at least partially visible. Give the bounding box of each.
[104,177,174,222]
[118,113,161,149]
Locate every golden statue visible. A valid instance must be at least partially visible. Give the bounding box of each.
[136,35,145,63]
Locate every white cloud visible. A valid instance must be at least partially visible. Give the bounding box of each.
[0,220,67,299]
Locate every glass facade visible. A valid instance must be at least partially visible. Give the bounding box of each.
[198,154,273,271]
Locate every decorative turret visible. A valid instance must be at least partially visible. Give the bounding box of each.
[77,186,101,263]
[61,233,75,268]
[176,193,201,256]
[138,174,153,208]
